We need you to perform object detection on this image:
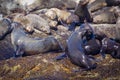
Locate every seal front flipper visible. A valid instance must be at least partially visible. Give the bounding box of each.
[55,53,67,61]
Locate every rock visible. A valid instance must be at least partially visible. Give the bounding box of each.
[91,24,117,38]
[0,0,79,15]
[49,21,58,28]
[117,17,120,23]
[0,0,24,15]
[39,14,58,29]
[66,13,80,24]
[114,6,120,17]
[45,9,57,20]
[105,0,120,6]
[115,17,120,40]
[88,0,107,12]
[14,13,51,34]
[93,11,116,24]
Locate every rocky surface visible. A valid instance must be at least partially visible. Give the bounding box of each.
[0,53,120,80]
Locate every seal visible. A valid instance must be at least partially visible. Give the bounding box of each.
[66,29,97,70]
[74,0,93,22]
[84,38,101,55]
[0,18,12,40]
[10,22,62,57]
[55,22,95,60]
[100,37,120,59]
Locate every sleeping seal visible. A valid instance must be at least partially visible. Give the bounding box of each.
[10,22,62,57]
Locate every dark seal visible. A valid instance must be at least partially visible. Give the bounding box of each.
[100,37,120,59]
[66,29,97,70]
[0,18,12,40]
[10,22,62,57]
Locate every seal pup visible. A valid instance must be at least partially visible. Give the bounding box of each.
[10,22,62,57]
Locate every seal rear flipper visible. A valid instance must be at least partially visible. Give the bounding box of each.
[55,53,67,61]
[111,51,120,59]
[15,44,24,57]
[88,55,102,62]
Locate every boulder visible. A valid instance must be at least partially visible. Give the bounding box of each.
[0,0,79,15]
[91,24,117,38]
[93,11,116,24]
[105,0,120,6]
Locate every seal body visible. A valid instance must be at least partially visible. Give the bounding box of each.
[100,37,120,59]
[84,38,101,55]
[66,30,96,70]
[11,22,62,57]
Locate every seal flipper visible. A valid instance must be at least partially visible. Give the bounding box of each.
[111,51,120,59]
[88,55,101,62]
[55,53,67,60]
[68,22,77,31]
[99,47,106,60]
[15,44,24,57]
